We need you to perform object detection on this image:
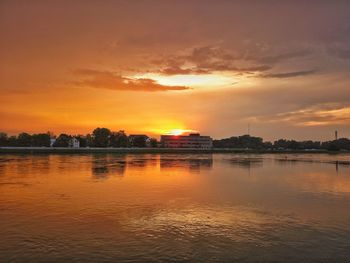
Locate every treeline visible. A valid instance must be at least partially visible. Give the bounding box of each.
[0,128,158,148]
[0,132,51,147]
[213,135,350,151]
[1,130,350,151]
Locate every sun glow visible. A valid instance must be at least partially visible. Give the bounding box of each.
[167,129,196,135]
[146,126,195,137]
[133,73,238,90]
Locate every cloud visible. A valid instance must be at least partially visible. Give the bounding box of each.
[188,46,234,67]
[237,65,272,72]
[257,49,313,64]
[154,46,272,75]
[327,47,350,59]
[71,69,190,92]
[252,105,350,127]
[263,69,317,78]
[159,60,210,75]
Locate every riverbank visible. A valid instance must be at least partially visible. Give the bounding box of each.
[0,147,346,154]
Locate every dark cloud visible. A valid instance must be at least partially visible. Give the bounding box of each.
[237,65,272,72]
[257,50,313,64]
[160,67,209,75]
[152,45,319,78]
[263,69,317,78]
[155,46,272,75]
[72,69,190,91]
[252,104,350,127]
[188,46,234,67]
[327,47,350,59]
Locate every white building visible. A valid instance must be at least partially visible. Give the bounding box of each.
[69,137,80,148]
[160,133,213,148]
[50,138,56,147]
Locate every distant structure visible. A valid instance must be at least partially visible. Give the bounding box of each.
[50,138,56,147]
[69,137,80,148]
[160,133,213,148]
[335,130,338,140]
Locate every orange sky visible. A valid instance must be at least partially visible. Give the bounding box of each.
[1,1,350,140]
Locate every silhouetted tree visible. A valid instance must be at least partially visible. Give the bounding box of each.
[149,138,158,147]
[334,138,350,150]
[86,134,93,147]
[76,135,87,148]
[274,139,321,150]
[8,136,17,146]
[273,139,288,149]
[299,140,321,149]
[131,136,147,147]
[110,131,128,147]
[0,132,8,146]
[2,129,350,151]
[17,133,32,147]
[263,141,273,149]
[322,138,350,151]
[213,135,265,149]
[53,134,71,147]
[289,140,300,150]
[31,133,51,147]
[327,143,340,151]
[92,128,111,147]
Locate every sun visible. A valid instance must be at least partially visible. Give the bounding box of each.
[168,129,185,135]
[167,129,194,135]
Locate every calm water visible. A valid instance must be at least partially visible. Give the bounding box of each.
[0,153,350,262]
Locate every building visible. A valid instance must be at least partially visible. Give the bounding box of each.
[69,137,80,148]
[50,138,56,147]
[160,133,213,148]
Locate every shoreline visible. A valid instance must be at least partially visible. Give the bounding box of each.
[0,147,347,154]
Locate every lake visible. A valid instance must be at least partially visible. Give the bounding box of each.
[0,153,350,262]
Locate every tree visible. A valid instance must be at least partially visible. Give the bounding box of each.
[53,134,71,147]
[76,135,87,148]
[149,138,158,147]
[132,136,147,147]
[299,140,321,149]
[8,136,17,146]
[274,139,289,149]
[17,133,32,147]
[263,141,273,149]
[213,135,265,149]
[322,138,350,151]
[86,134,93,147]
[334,138,350,150]
[92,128,111,147]
[289,140,300,150]
[31,133,51,147]
[327,143,340,151]
[0,132,8,146]
[110,131,128,147]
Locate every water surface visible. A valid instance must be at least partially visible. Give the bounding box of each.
[1,153,350,262]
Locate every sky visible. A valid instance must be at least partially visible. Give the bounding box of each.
[1,0,350,140]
